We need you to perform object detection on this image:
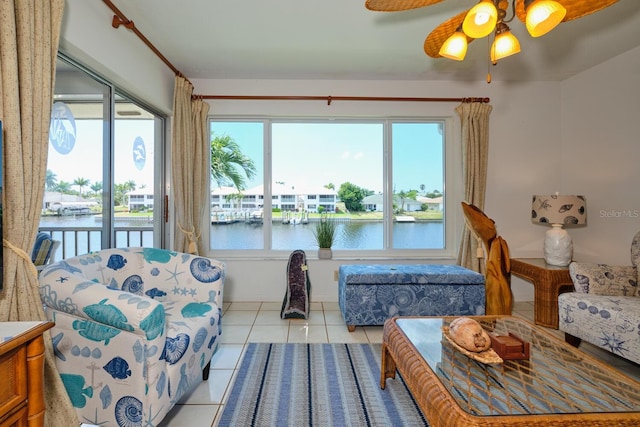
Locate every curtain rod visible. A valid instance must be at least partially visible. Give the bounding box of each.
[198,95,490,105]
[103,0,187,80]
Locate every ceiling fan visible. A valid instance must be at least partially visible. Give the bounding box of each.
[365,0,619,62]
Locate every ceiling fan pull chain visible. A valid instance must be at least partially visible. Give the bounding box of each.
[486,37,492,84]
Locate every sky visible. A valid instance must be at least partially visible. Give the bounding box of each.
[45,116,444,197]
[47,118,156,192]
[212,121,444,195]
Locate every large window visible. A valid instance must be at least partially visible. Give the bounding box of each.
[209,118,452,257]
[40,55,165,258]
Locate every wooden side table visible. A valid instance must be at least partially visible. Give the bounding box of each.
[510,258,573,329]
[0,321,54,427]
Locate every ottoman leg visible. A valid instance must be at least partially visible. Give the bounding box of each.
[347,325,356,332]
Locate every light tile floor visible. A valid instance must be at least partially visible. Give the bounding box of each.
[159,301,640,426]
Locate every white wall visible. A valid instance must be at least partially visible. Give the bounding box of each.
[560,45,640,265]
[60,0,174,114]
[60,1,639,303]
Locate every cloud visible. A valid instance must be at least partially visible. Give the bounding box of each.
[354,152,364,160]
[341,151,350,159]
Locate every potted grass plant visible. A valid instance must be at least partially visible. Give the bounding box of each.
[313,213,337,259]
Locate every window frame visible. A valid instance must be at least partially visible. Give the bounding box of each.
[206,116,462,261]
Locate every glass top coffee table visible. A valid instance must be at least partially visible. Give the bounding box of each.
[381,316,640,426]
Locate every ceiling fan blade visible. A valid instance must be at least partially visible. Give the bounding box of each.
[423,10,472,58]
[515,0,619,23]
[365,0,445,12]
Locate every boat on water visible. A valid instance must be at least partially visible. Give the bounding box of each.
[211,213,238,224]
[289,212,308,225]
[247,209,263,224]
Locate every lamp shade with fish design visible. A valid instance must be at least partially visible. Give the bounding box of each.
[532,194,587,266]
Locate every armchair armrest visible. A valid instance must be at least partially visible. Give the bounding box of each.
[40,266,166,341]
[569,262,637,296]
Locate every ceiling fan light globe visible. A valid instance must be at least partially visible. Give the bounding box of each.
[491,31,521,62]
[439,31,468,60]
[525,0,567,37]
[462,1,498,38]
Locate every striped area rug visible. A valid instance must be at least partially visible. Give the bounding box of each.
[218,343,428,426]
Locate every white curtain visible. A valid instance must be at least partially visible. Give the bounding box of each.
[456,101,492,272]
[0,1,78,425]
[171,76,211,254]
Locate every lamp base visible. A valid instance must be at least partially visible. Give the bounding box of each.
[543,224,573,267]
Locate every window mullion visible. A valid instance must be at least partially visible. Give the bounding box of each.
[383,119,393,250]
[264,120,273,249]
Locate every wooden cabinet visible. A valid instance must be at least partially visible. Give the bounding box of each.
[0,322,54,427]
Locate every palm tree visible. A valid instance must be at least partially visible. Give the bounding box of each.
[46,170,58,190]
[56,181,72,194]
[397,190,407,212]
[120,180,137,207]
[211,134,256,191]
[114,183,128,207]
[90,182,103,196]
[73,177,90,197]
[124,180,137,193]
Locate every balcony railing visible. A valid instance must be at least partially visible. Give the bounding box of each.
[38,226,153,260]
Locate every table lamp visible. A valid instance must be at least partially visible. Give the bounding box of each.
[531,194,586,266]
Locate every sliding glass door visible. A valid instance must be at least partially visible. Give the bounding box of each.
[41,55,165,258]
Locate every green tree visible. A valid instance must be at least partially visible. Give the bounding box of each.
[73,177,90,197]
[426,189,443,198]
[225,192,244,210]
[114,183,125,206]
[46,170,58,190]
[397,190,407,212]
[420,183,425,194]
[90,182,103,196]
[211,134,256,191]
[56,181,72,193]
[123,180,137,192]
[338,182,371,212]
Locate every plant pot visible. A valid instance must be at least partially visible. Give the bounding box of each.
[318,248,332,260]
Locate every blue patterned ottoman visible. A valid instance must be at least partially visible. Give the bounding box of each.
[338,264,485,331]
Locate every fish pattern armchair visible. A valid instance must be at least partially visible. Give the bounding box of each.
[38,247,225,427]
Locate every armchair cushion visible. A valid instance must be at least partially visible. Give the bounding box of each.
[39,247,224,427]
[569,262,638,296]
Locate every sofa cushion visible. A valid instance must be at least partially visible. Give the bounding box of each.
[569,262,637,296]
[631,230,640,268]
[558,292,640,365]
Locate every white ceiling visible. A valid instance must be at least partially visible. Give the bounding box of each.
[109,0,640,82]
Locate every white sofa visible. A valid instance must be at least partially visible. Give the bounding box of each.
[558,231,639,365]
[39,247,225,426]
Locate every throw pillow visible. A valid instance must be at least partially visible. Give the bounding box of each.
[569,262,637,296]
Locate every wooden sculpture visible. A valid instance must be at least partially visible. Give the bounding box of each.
[461,202,512,315]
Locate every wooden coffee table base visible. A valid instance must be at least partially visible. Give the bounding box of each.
[381,316,640,427]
